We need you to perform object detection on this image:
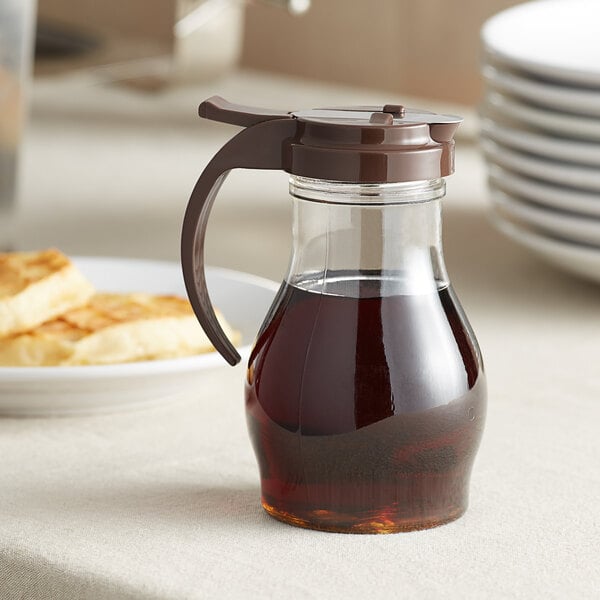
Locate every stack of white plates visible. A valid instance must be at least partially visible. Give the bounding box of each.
[481,0,600,283]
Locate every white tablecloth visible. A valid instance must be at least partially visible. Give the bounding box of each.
[1,71,599,599]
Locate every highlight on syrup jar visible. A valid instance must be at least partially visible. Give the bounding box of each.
[181,97,486,533]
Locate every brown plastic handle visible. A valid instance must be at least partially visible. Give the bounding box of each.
[181,98,297,365]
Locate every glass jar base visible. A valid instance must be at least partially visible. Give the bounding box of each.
[262,498,467,534]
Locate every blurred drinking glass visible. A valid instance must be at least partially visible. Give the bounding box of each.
[0,0,36,249]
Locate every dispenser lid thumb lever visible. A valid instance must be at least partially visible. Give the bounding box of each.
[198,96,293,128]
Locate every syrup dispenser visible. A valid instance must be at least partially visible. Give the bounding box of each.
[181,97,486,533]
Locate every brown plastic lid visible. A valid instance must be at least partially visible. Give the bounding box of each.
[198,96,462,183]
[182,97,462,365]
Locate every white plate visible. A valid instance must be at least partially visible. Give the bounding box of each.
[482,63,600,118]
[483,92,600,142]
[482,0,600,87]
[491,213,600,284]
[480,118,600,167]
[490,187,600,247]
[0,258,279,417]
[481,137,600,193]
[487,164,600,218]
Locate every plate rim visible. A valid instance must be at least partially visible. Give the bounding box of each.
[482,63,600,117]
[482,0,600,87]
[480,117,600,167]
[482,92,600,141]
[489,187,600,246]
[491,211,600,258]
[481,137,600,192]
[487,163,600,217]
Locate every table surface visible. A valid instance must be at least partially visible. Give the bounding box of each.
[1,70,599,600]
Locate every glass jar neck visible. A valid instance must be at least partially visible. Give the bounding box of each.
[287,176,449,297]
[290,176,446,205]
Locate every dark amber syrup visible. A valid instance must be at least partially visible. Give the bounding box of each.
[246,274,486,533]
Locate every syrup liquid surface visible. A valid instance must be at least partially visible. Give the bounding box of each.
[246,275,486,533]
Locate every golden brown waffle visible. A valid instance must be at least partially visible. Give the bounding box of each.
[0,293,239,366]
[0,249,95,338]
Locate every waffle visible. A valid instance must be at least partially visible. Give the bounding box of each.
[0,293,238,367]
[0,249,95,338]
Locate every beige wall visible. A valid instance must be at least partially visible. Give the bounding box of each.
[38,0,175,40]
[242,0,524,105]
[36,0,177,78]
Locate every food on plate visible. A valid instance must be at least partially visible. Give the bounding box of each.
[0,292,239,367]
[0,249,239,367]
[0,249,94,339]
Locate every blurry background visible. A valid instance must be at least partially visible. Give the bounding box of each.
[242,0,523,104]
[35,0,524,101]
[7,0,520,283]
[3,0,599,308]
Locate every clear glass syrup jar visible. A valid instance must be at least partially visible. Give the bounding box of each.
[181,98,486,533]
